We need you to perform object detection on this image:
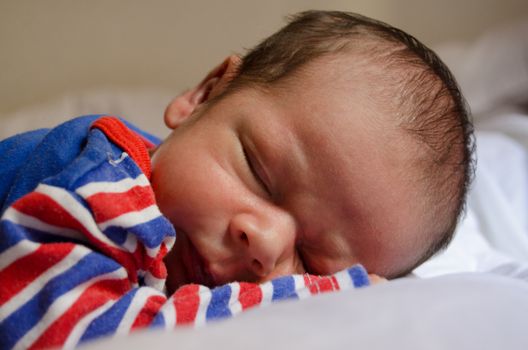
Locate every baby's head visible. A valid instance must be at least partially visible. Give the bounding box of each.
[151,10,474,292]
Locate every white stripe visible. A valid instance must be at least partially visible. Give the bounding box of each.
[159,297,176,330]
[144,245,160,259]
[63,301,114,350]
[76,174,150,198]
[2,207,86,242]
[329,273,339,290]
[259,281,273,307]
[163,237,176,253]
[194,286,212,327]
[334,269,353,291]
[35,184,122,251]
[0,245,90,323]
[144,271,165,291]
[13,268,126,350]
[0,239,39,271]
[294,274,311,299]
[114,288,164,336]
[98,205,161,232]
[227,282,242,316]
[123,233,138,253]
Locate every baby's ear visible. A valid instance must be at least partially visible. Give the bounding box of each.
[164,55,241,129]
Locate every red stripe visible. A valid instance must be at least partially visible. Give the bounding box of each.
[14,191,139,285]
[146,243,168,280]
[99,247,138,285]
[238,282,263,310]
[131,295,166,330]
[138,136,155,150]
[131,243,159,279]
[174,284,200,325]
[130,242,167,280]
[13,192,87,234]
[29,278,130,349]
[303,275,317,294]
[303,274,338,294]
[86,186,156,223]
[330,276,340,291]
[0,243,74,306]
[91,117,152,178]
[131,244,146,273]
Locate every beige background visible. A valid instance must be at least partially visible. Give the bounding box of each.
[1,0,527,117]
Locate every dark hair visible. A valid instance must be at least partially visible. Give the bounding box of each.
[225,10,475,276]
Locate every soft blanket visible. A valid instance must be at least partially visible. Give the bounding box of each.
[0,116,370,350]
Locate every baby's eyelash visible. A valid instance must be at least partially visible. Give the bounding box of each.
[242,146,270,195]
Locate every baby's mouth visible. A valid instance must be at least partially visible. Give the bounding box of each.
[180,231,217,287]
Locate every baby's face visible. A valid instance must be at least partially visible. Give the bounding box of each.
[151,56,425,292]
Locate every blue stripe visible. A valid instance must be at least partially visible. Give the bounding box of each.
[0,252,122,349]
[124,217,176,248]
[79,289,137,343]
[271,275,298,301]
[205,284,233,321]
[1,115,101,210]
[113,150,146,179]
[1,222,86,252]
[44,128,111,189]
[0,220,27,254]
[102,226,129,246]
[0,128,50,214]
[0,220,85,255]
[149,312,165,329]
[42,128,141,192]
[72,138,144,190]
[103,216,175,249]
[347,264,369,287]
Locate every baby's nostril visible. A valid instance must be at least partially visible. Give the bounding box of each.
[252,259,263,272]
[240,232,249,245]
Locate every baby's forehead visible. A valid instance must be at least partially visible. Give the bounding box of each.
[229,57,411,161]
[270,53,406,113]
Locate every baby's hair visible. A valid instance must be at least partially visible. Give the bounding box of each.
[223,10,475,276]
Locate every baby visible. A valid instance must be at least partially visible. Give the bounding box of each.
[153,10,473,292]
[0,10,473,349]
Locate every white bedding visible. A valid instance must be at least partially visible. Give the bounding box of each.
[82,273,528,350]
[414,17,528,279]
[2,17,528,350]
[414,125,528,279]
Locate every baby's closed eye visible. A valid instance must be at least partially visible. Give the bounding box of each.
[241,141,271,197]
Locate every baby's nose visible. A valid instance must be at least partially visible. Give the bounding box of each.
[229,213,294,278]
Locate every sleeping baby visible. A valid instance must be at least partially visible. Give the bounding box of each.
[0,10,473,349]
[155,10,473,292]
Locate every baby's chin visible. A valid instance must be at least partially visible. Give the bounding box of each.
[163,230,217,294]
[163,246,188,294]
